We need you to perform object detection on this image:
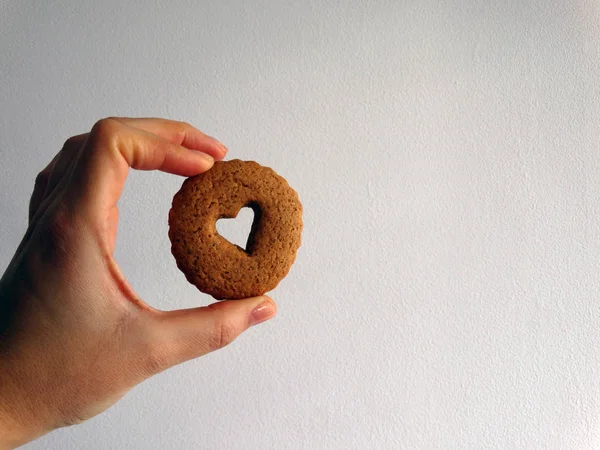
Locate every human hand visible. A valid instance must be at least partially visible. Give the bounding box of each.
[0,118,277,449]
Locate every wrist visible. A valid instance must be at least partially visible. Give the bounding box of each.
[0,389,35,448]
[0,282,52,448]
[0,357,49,449]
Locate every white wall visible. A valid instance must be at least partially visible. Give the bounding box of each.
[2,1,600,448]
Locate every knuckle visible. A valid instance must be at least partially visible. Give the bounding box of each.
[89,118,121,145]
[209,313,238,351]
[177,120,191,129]
[44,203,71,238]
[174,121,192,142]
[44,203,75,245]
[62,134,83,150]
[33,203,77,265]
[34,169,50,187]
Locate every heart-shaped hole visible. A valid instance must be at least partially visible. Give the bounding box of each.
[216,206,257,253]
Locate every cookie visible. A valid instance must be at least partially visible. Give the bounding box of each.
[168,159,303,300]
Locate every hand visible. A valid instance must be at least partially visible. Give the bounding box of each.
[0,118,277,449]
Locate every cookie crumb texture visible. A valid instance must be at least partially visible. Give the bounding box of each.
[168,159,303,300]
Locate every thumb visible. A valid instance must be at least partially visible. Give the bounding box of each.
[140,296,277,375]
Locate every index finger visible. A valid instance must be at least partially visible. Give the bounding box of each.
[69,118,222,213]
[110,117,228,161]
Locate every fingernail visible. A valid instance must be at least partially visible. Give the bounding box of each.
[249,299,276,326]
[208,136,228,155]
[215,142,228,156]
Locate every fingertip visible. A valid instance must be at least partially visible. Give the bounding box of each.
[197,150,215,164]
[248,296,277,327]
[217,146,228,161]
[206,136,228,160]
[188,150,215,174]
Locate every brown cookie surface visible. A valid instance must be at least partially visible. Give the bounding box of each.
[168,159,303,300]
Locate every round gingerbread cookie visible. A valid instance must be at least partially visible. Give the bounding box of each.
[168,159,303,300]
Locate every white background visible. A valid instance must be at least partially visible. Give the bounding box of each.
[2,1,600,449]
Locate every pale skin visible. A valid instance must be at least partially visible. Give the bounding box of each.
[0,117,277,449]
